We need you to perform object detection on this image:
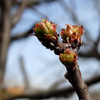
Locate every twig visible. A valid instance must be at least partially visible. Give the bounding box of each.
[20,57,30,89]
[31,18,92,100]
[12,0,27,27]
[65,62,91,100]
[11,26,34,41]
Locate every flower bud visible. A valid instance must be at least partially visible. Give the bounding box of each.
[60,25,85,43]
[33,17,58,40]
[59,49,77,66]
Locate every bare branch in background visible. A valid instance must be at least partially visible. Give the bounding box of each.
[12,0,27,27]
[11,0,45,28]
[4,75,100,100]
[11,26,34,41]
[79,47,100,60]
[49,79,66,90]
[0,0,11,88]
[0,1,4,34]
[94,30,100,50]
[93,0,100,13]
[20,57,30,89]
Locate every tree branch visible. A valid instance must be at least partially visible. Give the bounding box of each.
[78,50,100,60]
[65,62,91,100]
[31,18,92,100]
[12,0,27,27]
[0,74,99,100]
[11,27,33,41]
[20,57,30,89]
[0,0,11,88]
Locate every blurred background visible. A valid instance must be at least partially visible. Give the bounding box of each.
[0,0,100,100]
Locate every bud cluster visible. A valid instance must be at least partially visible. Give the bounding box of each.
[31,17,85,67]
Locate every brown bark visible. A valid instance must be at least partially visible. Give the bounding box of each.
[65,62,91,100]
[0,0,11,88]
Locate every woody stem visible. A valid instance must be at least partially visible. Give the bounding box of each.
[65,62,91,100]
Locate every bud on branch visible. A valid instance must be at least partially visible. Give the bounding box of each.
[30,17,91,100]
[60,25,85,43]
[59,49,77,67]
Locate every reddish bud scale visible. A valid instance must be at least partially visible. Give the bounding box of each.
[59,49,77,67]
[30,34,34,36]
[32,17,58,43]
[60,25,85,43]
